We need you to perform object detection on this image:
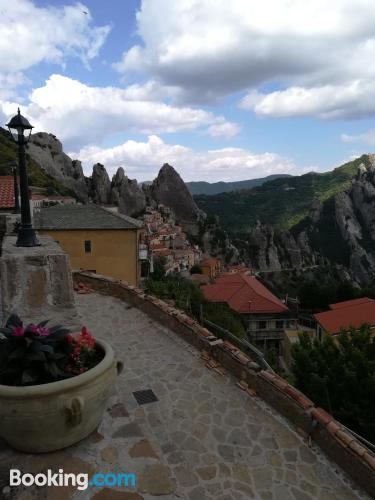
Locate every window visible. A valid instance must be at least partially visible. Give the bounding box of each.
[276,320,284,330]
[84,240,92,254]
[257,320,267,330]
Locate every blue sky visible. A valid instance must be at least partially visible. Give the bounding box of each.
[1,0,375,182]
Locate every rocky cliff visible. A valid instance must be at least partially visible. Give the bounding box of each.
[236,158,375,285]
[148,164,200,222]
[28,133,88,201]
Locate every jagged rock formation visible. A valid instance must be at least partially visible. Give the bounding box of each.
[27,133,88,201]
[237,159,375,284]
[110,167,146,217]
[199,216,240,264]
[90,163,111,204]
[235,223,316,272]
[25,130,375,285]
[149,164,200,222]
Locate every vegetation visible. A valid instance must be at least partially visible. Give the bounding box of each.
[194,155,367,233]
[187,174,291,195]
[190,264,202,274]
[0,127,76,198]
[292,327,375,442]
[145,257,246,337]
[0,315,102,386]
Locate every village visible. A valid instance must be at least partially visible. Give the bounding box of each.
[2,175,373,377]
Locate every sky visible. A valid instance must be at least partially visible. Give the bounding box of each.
[1,0,375,182]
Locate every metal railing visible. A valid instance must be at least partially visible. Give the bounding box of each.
[202,318,275,372]
[202,320,375,454]
[248,330,285,341]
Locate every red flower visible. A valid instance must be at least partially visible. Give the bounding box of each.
[12,326,25,337]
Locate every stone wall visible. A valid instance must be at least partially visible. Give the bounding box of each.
[0,236,77,326]
[73,270,375,497]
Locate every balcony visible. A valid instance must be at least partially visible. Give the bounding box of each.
[247,329,285,341]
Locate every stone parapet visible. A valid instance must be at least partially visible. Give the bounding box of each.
[1,236,77,326]
[73,270,375,497]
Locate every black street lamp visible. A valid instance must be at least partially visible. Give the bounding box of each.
[12,163,20,214]
[6,108,39,246]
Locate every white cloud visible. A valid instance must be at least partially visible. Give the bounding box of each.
[208,121,240,139]
[0,75,239,150]
[341,129,375,146]
[74,134,313,182]
[114,0,375,118]
[241,81,375,119]
[0,0,110,97]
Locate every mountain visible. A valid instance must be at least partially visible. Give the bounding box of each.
[194,157,364,232]
[5,125,375,285]
[150,163,201,222]
[229,156,375,285]
[187,174,292,195]
[0,128,76,198]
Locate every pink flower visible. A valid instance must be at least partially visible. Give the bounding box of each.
[12,326,25,337]
[29,324,50,337]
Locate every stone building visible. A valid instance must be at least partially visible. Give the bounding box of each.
[35,204,143,286]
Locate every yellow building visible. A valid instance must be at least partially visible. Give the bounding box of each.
[35,204,143,286]
[199,258,221,279]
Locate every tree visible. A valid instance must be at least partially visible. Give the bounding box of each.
[291,326,375,442]
[151,256,167,281]
[190,265,202,274]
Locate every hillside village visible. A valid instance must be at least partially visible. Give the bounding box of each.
[0,119,374,498]
[2,139,375,378]
[2,3,375,498]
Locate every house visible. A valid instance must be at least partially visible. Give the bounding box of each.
[200,258,221,279]
[31,194,76,212]
[202,273,295,342]
[314,297,375,341]
[225,264,250,274]
[35,204,143,286]
[0,176,16,212]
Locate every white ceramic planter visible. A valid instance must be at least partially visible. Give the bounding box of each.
[0,339,123,453]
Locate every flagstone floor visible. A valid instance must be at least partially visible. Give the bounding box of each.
[0,292,369,499]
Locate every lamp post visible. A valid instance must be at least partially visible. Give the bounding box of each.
[12,163,20,214]
[6,108,39,246]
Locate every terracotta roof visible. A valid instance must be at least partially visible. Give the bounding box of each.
[329,297,373,309]
[202,273,289,314]
[0,176,14,209]
[314,298,375,334]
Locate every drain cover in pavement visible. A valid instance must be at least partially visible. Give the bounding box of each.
[133,389,158,405]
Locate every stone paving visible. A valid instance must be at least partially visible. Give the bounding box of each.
[0,292,369,499]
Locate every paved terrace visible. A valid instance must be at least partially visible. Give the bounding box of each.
[0,291,369,500]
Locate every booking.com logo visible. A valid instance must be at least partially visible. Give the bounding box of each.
[10,469,137,491]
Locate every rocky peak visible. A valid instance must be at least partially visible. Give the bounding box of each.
[27,132,88,201]
[150,163,200,222]
[110,167,146,217]
[90,163,111,204]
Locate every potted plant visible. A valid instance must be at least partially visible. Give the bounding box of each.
[0,314,123,452]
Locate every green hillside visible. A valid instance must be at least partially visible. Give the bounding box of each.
[194,156,366,233]
[187,174,291,195]
[0,127,76,197]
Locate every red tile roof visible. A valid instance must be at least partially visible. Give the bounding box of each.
[315,297,375,334]
[0,176,14,209]
[329,297,373,309]
[202,273,289,314]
